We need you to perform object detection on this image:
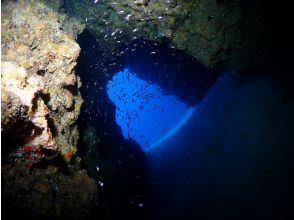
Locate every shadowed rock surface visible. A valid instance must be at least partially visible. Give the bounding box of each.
[61,0,292,74]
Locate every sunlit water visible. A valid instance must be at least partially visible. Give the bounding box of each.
[107,68,193,151]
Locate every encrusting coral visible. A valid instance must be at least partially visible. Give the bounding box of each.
[1,1,104,218]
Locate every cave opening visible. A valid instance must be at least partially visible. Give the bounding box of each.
[106,68,194,151]
[75,29,218,219]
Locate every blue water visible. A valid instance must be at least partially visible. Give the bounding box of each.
[107,68,192,151]
[147,73,294,219]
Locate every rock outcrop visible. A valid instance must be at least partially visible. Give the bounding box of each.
[62,0,277,74]
[1,1,102,218]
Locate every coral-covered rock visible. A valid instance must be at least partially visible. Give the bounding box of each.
[1,0,84,162]
[1,1,102,218]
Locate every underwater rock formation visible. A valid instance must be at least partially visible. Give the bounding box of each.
[83,124,101,149]
[62,0,278,74]
[2,163,101,219]
[1,1,102,218]
[81,124,102,180]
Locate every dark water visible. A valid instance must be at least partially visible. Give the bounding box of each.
[75,28,294,220]
[148,74,294,219]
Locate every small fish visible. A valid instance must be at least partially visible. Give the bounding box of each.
[132,28,139,33]
[125,14,132,20]
[150,51,156,54]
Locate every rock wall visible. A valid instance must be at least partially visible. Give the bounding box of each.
[1,1,103,218]
[62,0,278,74]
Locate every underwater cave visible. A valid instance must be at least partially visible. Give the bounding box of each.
[75,29,294,220]
[75,29,218,219]
[2,1,294,220]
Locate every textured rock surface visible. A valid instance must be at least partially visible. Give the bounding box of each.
[2,163,101,219]
[1,1,102,218]
[62,0,274,74]
[1,0,84,161]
